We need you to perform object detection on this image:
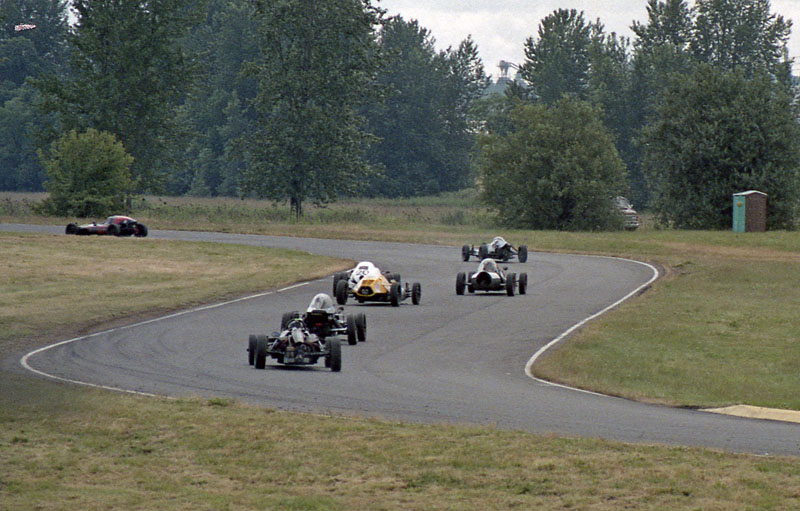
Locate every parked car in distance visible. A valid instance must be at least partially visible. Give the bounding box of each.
[615,197,640,231]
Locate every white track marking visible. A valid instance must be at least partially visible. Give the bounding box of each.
[20,280,318,394]
[524,256,660,395]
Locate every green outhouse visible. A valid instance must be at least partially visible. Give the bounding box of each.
[732,191,767,232]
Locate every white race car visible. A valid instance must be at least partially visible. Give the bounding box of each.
[332,261,421,306]
[456,258,527,296]
[462,236,528,262]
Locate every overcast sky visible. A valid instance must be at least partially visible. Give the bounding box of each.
[378,0,800,79]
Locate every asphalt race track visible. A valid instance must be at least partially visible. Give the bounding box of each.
[4,223,799,456]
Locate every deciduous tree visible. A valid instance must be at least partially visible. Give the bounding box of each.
[35,0,204,193]
[642,65,800,229]
[479,98,627,230]
[38,129,134,217]
[239,0,383,215]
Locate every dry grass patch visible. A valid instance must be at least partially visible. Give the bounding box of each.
[0,231,350,349]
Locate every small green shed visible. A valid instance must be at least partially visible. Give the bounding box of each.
[732,190,767,232]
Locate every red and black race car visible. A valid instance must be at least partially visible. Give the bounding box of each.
[65,215,148,237]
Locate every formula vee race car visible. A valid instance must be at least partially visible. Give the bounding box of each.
[456,258,528,296]
[280,293,366,345]
[462,236,527,262]
[248,316,341,372]
[65,215,148,237]
[332,261,421,307]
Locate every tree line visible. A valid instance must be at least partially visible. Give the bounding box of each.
[1,0,798,229]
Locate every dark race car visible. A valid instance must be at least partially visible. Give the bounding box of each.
[65,215,148,237]
[281,293,366,346]
[462,236,527,262]
[456,258,528,296]
[247,317,341,372]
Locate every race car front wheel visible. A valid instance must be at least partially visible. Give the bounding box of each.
[335,279,349,305]
[411,282,421,305]
[355,313,366,342]
[254,336,268,369]
[328,339,342,372]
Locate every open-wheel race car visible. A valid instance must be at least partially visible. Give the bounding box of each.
[248,317,341,372]
[280,293,366,346]
[65,215,148,237]
[462,236,527,262]
[332,261,421,307]
[456,258,528,296]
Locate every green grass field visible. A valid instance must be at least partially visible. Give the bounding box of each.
[2,192,799,509]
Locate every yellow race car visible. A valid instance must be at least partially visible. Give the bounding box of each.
[333,261,421,307]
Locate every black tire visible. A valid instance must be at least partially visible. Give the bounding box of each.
[328,338,342,372]
[335,279,348,305]
[519,273,528,295]
[479,244,489,260]
[461,245,471,262]
[390,281,401,307]
[65,223,78,235]
[506,273,516,296]
[411,282,421,305]
[134,223,148,237]
[355,313,367,342]
[281,311,298,331]
[107,223,120,236]
[332,272,344,295]
[518,245,528,263]
[456,272,466,295]
[254,336,268,369]
[346,315,357,345]
[248,335,257,365]
[386,272,400,283]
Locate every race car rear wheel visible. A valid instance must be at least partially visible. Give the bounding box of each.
[389,282,401,307]
[248,335,257,365]
[456,272,466,295]
[506,273,516,296]
[65,223,78,235]
[461,245,471,261]
[254,335,268,369]
[355,313,367,342]
[134,223,148,237]
[519,273,528,295]
[346,315,357,345]
[107,223,120,236]
[335,279,349,305]
[518,245,528,263]
[479,244,489,260]
[328,338,342,372]
[411,282,421,305]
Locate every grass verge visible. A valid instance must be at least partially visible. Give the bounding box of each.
[3,378,799,511]
[2,198,800,508]
[0,231,350,351]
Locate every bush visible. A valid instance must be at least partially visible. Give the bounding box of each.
[478,98,627,230]
[38,129,134,217]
